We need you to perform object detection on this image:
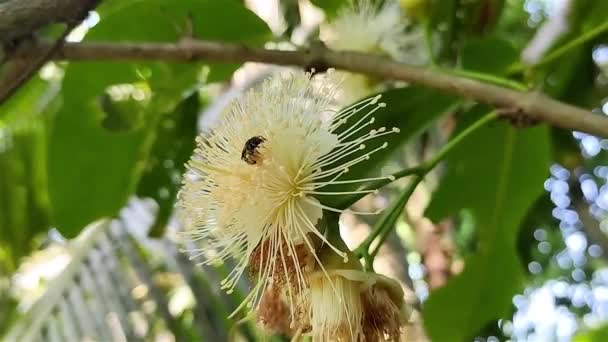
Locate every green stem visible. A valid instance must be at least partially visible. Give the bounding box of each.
[509,20,608,74]
[338,165,425,210]
[369,175,422,258]
[443,68,528,91]
[346,111,498,209]
[353,111,498,265]
[354,175,422,271]
[422,110,497,172]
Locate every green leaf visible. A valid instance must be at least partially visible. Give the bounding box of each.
[0,77,54,271]
[460,36,518,74]
[94,0,270,87]
[0,77,52,121]
[427,0,460,61]
[0,119,51,269]
[310,0,347,17]
[317,87,457,209]
[96,0,271,47]
[48,0,270,236]
[186,0,271,82]
[429,0,507,62]
[574,325,608,342]
[136,94,201,237]
[48,9,185,237]
[423,106,551,342]
[535,2,608,105]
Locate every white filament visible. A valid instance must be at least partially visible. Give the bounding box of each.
[178,70,398,317]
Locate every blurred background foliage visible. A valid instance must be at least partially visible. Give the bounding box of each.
[1,0,608,341]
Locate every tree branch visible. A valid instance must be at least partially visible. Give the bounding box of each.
[0,0,93,43]
[10,39,608,137]
[0,0,100,105]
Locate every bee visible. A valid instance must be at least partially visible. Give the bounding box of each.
[241,136,266,165]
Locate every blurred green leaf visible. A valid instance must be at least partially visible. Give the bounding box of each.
[0,120,50,269]
[186,0,271,82]
[97,0,270,46]
[136,94,201,237]
[575,325,608,342]
[310,0,347,17]
[460,36,518,74]
[0,282,17,337]
[48,0,270,236]
[0,77,52,121]
[423,106,551,341]
[428,0,459,61]
[0,76,54,271]
[536,1,608,106]
[429,0,507,63]
[318,87,457,209]
[493,0,537,49]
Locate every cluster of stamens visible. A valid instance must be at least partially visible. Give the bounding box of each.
[178,71,404,339]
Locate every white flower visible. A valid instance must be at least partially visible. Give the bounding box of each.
[178,71,398,317]
[308,268,408,341]
[321,0,428,103]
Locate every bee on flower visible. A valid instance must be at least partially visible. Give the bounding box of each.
[321,0,428,103]
[178,70,399,327]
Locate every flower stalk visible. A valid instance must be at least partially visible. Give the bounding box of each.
[354,111,498,269]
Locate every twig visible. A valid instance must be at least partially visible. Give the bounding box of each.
[10,39,608,137]
[509,20,608,74]
[0,28,71,105]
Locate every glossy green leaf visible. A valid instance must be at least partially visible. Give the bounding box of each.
[48,0,270,236]
[423,106,551,341]
[317,87,457,209]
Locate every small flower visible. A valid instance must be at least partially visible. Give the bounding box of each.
[178,71,398,318]
[321,0,427,103]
